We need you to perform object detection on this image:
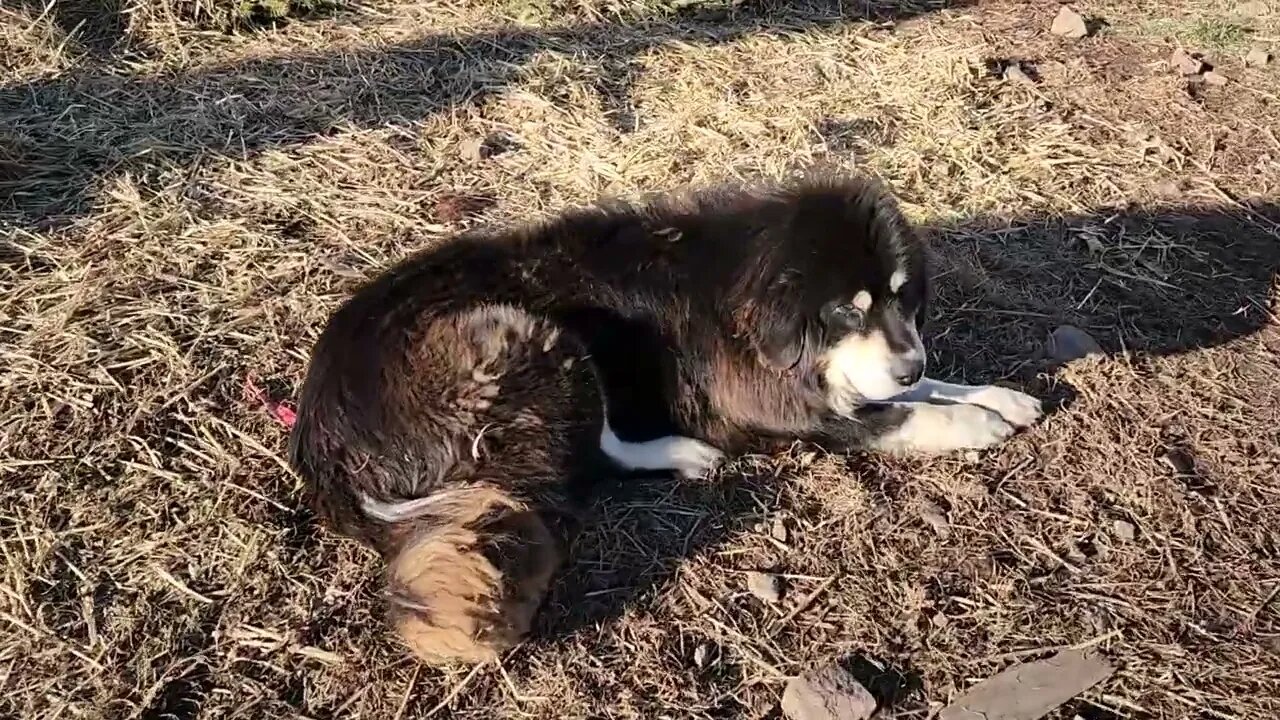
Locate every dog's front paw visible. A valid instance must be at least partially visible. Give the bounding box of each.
[968,386,1043,428]
[947,404,1017,449]
[873,404,1015,455]
[669,438,727,480]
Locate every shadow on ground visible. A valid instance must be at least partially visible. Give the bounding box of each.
[0,0,967,229]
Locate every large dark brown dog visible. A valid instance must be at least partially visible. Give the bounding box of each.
[289,174,1042,664]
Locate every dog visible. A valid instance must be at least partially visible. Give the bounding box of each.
[289,173,1043,665]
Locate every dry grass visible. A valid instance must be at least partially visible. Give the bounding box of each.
[3,0,1280,718]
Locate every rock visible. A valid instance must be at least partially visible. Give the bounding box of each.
[747,571,784,604]
[1112,519,1136,542]
[1050,7,1089,39]
[1003,63,1036,85]
[1245,47,1272,67]
[938,649,1114,720]
[771,517,789,543]
[1170,48,1206,75]
[782,663,878,720]
[1203,70,1230,86]
[1237,1,1271,17]
[920,502,951,539]
[1047,325,1103,362]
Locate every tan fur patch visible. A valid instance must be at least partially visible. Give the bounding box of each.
[385,487,562,665]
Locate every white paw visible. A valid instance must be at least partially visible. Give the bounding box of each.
[874,403,1015,455]
[947,404,1017,449]
[667,438,727,480]
[968,386,1044,428]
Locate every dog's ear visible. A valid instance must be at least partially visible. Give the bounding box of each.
[734,268,810,371]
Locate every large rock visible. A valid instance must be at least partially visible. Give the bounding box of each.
[782,663,878,720]
[1050,7,1089,38]
[1046,325,1103,363]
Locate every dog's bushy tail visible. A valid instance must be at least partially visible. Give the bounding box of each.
[383,485,563,664]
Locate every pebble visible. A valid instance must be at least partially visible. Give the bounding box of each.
[746,571,784,604]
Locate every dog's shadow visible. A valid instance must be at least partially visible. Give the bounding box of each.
[522,199,1278,706]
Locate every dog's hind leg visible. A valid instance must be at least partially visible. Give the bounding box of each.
[599,418,725,479]
[556,307,725,479]
[889,378,1043,428]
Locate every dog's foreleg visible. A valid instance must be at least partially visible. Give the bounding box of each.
[890,378,1043,428]
[804,402,1014,455]
[861,402,1016,454]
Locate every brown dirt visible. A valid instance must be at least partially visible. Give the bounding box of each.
[3,1,1279,718]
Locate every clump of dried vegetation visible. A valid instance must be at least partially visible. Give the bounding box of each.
[2,0,1279,718]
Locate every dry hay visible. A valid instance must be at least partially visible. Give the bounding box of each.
[2,0,1279,718]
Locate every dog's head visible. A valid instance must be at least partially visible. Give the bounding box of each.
[732,176,928,411]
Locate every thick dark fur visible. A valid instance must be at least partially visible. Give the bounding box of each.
[290,174,935,663]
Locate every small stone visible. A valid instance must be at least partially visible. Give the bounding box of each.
[1170,48,1206,75]
[693,642,715,668]
[920,502,951,539]
[459,137,485,163]
[1112,519,1136,542]
[782,663,878,720]
[771,517,789,543]
[746,571,784,604]
[1245,47,1272,67]
[1050,6,1089,39]
[1203,70,1230,86]
[1047,325,1104,362]
[1003,63,1036,85]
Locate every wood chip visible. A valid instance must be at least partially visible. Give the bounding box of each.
[938,649,1115,720]
[747,571,784,604]
[782,663,877,720]
[1050,7,1089,39]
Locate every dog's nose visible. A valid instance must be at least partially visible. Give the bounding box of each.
[893,358,924,387]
